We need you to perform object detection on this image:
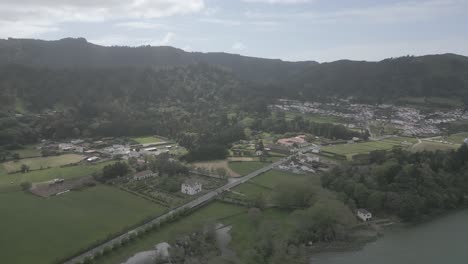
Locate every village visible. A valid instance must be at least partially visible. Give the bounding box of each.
[272,98,468,137]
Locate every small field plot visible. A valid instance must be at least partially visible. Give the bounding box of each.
[229,161,271,176]
[381,136,418,145]
[2,154,85,173]
[192,159,241,177]
[250,169,308,189]
[412,141,459,152]
[322,141,399,159]
[94,202,246,264]
[11,145,41,158]
[0,161,115,192]
[132,136,163,144]
[445,132,468,144]
[0,185,165,264]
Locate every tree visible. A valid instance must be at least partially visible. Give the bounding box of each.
[20,164,30,173]
[272,181,316,209]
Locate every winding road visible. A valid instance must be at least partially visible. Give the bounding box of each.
[63,157,288,264]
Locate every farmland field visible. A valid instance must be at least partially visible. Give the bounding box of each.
[0,185,166,264]
[445,132,468,144]
[229,161,271,176]
[132,136,163,144]
[2,154,85,173]
[0,161,116,191]
[94,202,246,264]
[412,141,459,152]
[192,159,240,177]
[11,145,41,158]
[321,140,405,159]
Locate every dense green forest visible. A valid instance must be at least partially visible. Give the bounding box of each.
[322,145,468,221]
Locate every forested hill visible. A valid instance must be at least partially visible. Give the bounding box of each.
[0,38,316,83]
[1,38,468,102]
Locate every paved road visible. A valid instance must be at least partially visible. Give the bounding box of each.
[63,158,288,264]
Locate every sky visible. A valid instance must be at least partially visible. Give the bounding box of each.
[0,0,467,62]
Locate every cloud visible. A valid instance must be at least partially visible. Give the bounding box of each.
[245,0,468,24]
[0,0,204,38]
[232,41,246,51]
[115,21,164,29]
[199,18,242,26]
[159,32,176,45]
[243,0,310,4]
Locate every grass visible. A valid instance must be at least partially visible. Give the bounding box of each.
[11,145,41,158]
[132,136,163,144]
[321,140,405,159]
[251,170,309,189]
[0,185,166,264]
[2,154,85,173]
[412,141,459,152]
[94,202,246,264]
[398,96,463,109]
[228,161,272,176]
[0,161,115,191]
[445,132,468,144]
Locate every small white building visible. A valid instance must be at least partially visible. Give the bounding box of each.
[181,180,202,195]
[255,150,264,156]
[464,138,468,145]
[133,170,158,181]
[357,208,372,222]
[86,156,99,162]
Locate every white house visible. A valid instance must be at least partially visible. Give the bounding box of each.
[133,170,158,181]
[181,180,202,195]
[464,138,468,145]
[357,208,372,222]
[86,156,99,162]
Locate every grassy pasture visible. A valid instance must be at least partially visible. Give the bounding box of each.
[0,161,115,191]
[445,132,468,144]
[2,154,84,173]
[132,136,163,144]
[228,161,271,176]
[412,141,459,152]
[321,141,399,159]
[11,145,41,158]
[0,185,166,264]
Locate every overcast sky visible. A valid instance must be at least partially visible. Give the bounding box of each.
[1,0,467,62]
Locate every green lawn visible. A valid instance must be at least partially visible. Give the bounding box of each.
[11,145,41,158]
[229,161,272,175]
[132,136,163,144]
[412,141,459,152]
[2,154,85,173]
[0,161,115,191]
[250,170,309,189]
[0,185,166,264]
[446,132,468,144]
[381,136,418,145]
[94,202,246,264]
[322,140,402,159]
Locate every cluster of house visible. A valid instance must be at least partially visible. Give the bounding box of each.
[277,153,320,174]
[272,99,468,137]
[47,138,178,164]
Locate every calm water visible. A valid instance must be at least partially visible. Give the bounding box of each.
[311,210,468,264]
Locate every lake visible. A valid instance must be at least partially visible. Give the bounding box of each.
[311,210,468,264]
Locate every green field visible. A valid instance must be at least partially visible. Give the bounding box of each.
[132,136,163,144]
[229,161,271,175]
[0,185,166,264]
[412,141,459,152]
[0,161,115,191]
[11,145,41,158]
[94,202,246,264]
[2,154,85,173]
[445,132,468,144]
[321,140,407,159]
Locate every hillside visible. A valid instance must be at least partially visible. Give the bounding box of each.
[1,38,468,103]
